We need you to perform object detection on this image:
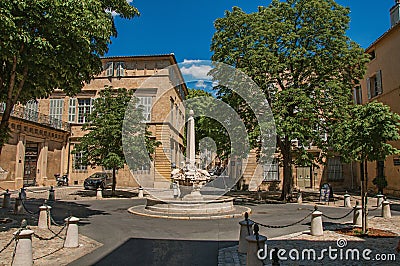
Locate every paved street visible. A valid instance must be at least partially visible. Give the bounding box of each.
[30,196,395,266]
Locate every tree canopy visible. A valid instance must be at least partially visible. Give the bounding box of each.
[0,0,139,151]
[210,0,369,200]
[332,102,400,163]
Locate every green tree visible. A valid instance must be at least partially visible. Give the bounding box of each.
[74,87,159,196]
[210,0,368,200]
[0,0,139,153]
[331,102,400,233]
[186,88,230,160]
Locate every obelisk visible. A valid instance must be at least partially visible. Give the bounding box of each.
[187,110,196,172]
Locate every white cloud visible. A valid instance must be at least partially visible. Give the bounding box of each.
[181,59,205,65]
[195,80,208,89]
[180,64,212,80]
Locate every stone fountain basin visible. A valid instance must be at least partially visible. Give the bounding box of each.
[145,196,235,215]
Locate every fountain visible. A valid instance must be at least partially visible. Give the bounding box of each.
[128,110,250,219]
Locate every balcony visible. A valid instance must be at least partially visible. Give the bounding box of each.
[0,103,70,132]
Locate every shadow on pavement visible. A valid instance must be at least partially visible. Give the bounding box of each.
[91,238,237,266]
[0,200,109,231]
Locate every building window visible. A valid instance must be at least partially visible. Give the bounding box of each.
[263,159,279,181]
[73,151,87,171]
[23,100,39,122]
[367,70,382,99]
[116,62,125,77]
[68,98,93,124]
[170,99,174,125]
[68,98,76,123]
[136,96,152,122]
[105,62,114,77]
[77,98,92,124]
[353,86,362,104]
[50,99,63,120]
[368,50,375,60]
[327,157,343,181]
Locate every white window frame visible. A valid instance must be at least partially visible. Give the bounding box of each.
[77,98,93,124]
[73,151,87,171]
[136,96,152,122]
[68,98,76,123]
[367,70,382,99]
[263,159,279,181]
[105,62,114,77]
[116,62,125,77]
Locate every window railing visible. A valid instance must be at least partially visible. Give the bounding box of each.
[0,103,71,132]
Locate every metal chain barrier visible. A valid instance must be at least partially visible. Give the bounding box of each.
[368,201,383,212]
[321,207,355,220]
[32,223,67,241]
[251,211,313,229]
[10,229,22,265]
[25,188,48,194]
[20,199,40,215]
[0,232,18,254]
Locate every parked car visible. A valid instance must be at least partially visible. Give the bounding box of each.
[83,172,113,190]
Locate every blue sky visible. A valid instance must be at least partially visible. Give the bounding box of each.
[108,0,395,62]
[108,1,395,91]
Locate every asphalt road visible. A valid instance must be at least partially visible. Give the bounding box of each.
[33,198,396,266]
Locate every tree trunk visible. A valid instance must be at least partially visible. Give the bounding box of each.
[364,160,369,234]
[112,167,116,197]
[0,99,15,155]
[280,138,293,202]
[360,160,366,234]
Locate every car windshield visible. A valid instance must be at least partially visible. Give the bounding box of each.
[90,173,104,179]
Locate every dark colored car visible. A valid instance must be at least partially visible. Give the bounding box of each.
[83,172,113,190]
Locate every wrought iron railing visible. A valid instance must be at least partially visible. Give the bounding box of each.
[0,103,70,132]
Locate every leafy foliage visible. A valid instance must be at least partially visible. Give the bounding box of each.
[210,0,369,199]
[0,0,139,150]
[332,102,400,163]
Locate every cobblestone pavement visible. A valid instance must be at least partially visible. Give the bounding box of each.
[219,216,400,266]
[0,226,101,265]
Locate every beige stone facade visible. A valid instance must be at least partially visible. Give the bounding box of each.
[0,54,188,190]
[359,3,400,196]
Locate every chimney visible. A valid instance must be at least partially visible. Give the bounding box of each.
[390,0,400,27]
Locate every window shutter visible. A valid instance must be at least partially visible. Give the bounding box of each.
[376,70,383,95]
[116,62,125,77]
[366,78,371,99]
[353,88,357,104]
[68,98,76,123]
[106,62,114,77]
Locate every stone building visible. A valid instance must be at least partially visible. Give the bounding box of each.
[358,1,400,196]
[0,54,188,189]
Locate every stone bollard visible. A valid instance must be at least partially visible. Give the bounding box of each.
[297,191,303,204]
[138,187,144,198]
[20,188,26,200]
[64,217,80,248]
[2,189,11,208]
[96,188,103,199]
[246,224,267,266]
[344,193,351,207]
[353,202,362,226]
[48,186,55,202]
[12,229,34,266]
[238,212,254,253]
[14,194,24,215]
[310,206,323,236]
[376,194,384,207]
[38,205,52,229]
[382,201,392,218]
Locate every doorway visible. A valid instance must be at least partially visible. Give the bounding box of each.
[24,142,38,186]
[296,166,311,188]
